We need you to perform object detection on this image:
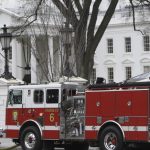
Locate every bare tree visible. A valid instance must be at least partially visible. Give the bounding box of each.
[129,0,150,34]
[16,0,64,83]
[51,0,119,81]
[29,9,62,83]
[15,0,150,82]
[16,0,119,82]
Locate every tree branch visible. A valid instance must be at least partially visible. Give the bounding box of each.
[74,0,83,16]
[63,0,79,25]
[12,0,44,34]
[52,0,78,28]
[51,0,67,18]
[76,0,92,31]
[91,0,119,53]
[87,0,102,43]
[129,0,144,35]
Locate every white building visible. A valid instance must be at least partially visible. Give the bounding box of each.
[0,7,23,79]
[95,4,150,83]
[0,1,63,84]
[0,0,150,84]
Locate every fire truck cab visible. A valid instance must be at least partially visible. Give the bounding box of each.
[5,80,150,150]
[5,82,87,150]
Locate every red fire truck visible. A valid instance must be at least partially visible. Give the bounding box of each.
[5,81,150,150]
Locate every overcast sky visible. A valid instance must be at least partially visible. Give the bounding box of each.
[0,0,129,12]
[0,0,19,9]
[0,0,113,10]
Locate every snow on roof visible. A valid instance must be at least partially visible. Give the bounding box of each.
[0,77,24,85]
[59,76,88,84]
[9,81,80,89]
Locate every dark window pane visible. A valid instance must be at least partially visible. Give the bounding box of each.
[34,90,44,103]
[46,89,59,103]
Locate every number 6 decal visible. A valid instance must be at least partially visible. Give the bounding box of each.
[50,113,55,122]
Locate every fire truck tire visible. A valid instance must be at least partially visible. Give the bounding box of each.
[20,126,43,150]
[99,126,123,150]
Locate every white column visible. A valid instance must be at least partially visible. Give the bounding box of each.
[11,38,17,77]
[14,39,24,80]
[48,36,53,81]
[31,36,37,84]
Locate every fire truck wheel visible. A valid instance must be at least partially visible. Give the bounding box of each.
[99,126,123,150]
[20,126,43,150]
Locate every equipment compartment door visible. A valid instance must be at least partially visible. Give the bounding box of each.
[116,91,132,116]
[115,91,132,140]
[60,95,85,140]
[131,90,148,141]
[148,89,150,141]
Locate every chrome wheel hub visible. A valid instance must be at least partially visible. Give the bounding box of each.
[24,132,36,149]
[104,132,117,150]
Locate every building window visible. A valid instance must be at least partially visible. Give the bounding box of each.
[144,36,150,51]
[34,90,44,103]
[91,68,96,84]
[107,39,113,54]
[144,66,150,73]
[108,67,114,83]
[125,37,131,52]
[125,67,132,80]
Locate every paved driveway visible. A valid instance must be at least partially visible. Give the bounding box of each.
[1,138,150,150]
[0,138,98,150]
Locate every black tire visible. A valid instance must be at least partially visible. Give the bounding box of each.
[20,126,43,150]
[99,126,123,150]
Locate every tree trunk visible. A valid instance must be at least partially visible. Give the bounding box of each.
[51,0,119,82]
[74,25,86,77]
